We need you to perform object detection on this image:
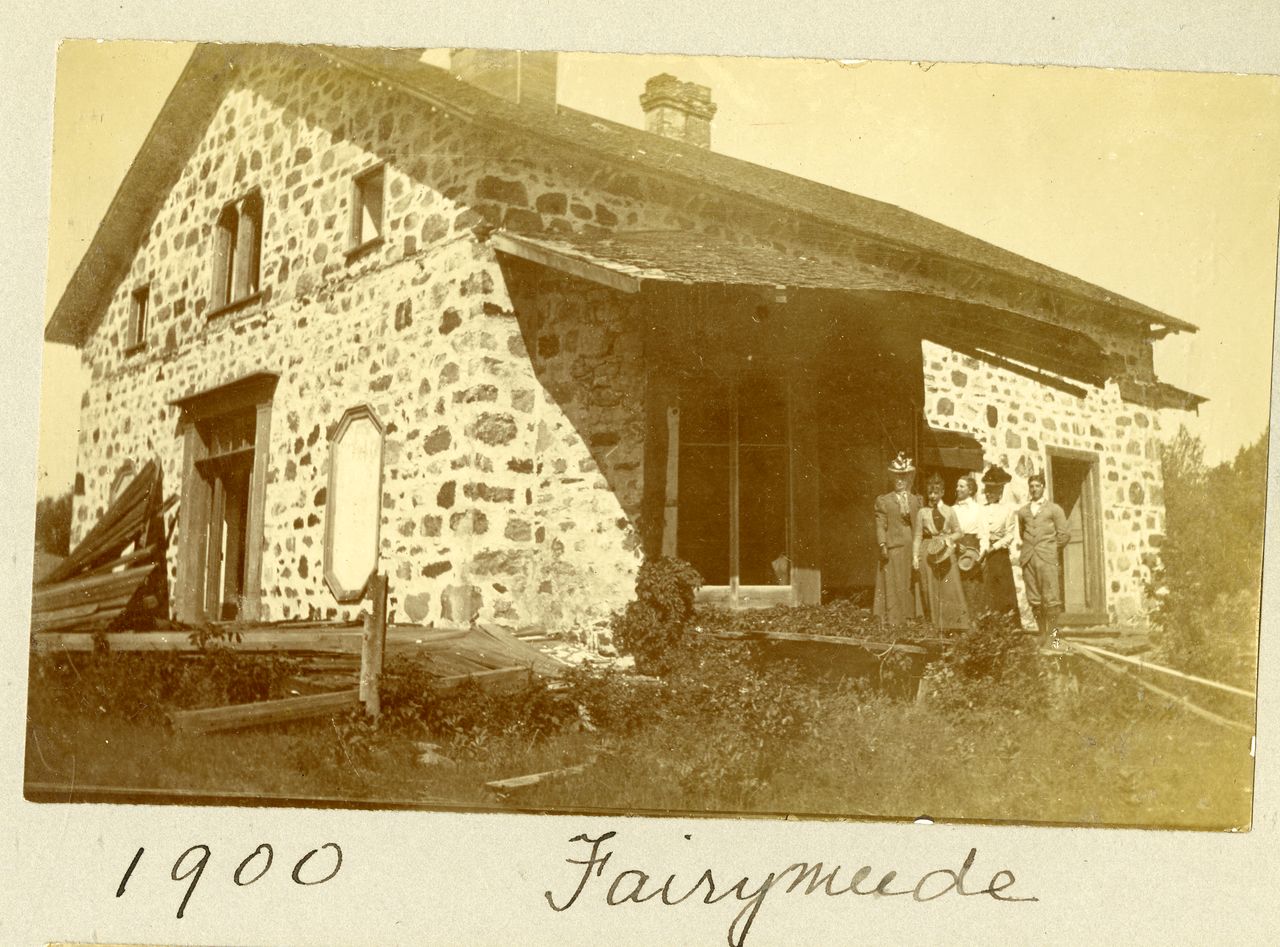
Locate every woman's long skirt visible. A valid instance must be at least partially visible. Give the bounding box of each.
[983,547,1020,625]
[921,553,971,631]
[873,545,922,623]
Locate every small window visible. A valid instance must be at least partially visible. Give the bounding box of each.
[126,286,148,352]
[349,164,385,253]
[210,189,263,314]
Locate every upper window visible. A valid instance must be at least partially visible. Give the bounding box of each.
[349,164,385,253]
[210,189,263,313]
[126,285,148,352]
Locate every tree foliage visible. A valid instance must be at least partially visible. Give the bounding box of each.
[34,490,73,556]
[1152,425,1267,686]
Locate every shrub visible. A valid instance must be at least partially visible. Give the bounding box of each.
[29,648,299,724]
[610,556,702,673]
[929,613,1049,714]
[1151,427,1266,687]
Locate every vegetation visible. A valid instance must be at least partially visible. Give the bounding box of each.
[33,490,72,556]
[1151,426,1267,690]
[25,633,1251,827]
[25,428,1265,829]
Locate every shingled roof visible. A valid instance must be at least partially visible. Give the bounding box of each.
[45,43,1198,346]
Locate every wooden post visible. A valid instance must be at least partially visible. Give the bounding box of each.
[360,573,389,718]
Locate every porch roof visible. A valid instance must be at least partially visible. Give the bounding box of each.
[491,229,924,296]
[493,228,1117,388]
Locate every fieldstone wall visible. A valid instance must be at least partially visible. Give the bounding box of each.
[69,44,1174,635]
[922,340,1167,623]
[71,47,653,631]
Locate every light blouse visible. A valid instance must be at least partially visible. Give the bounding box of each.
[951,496,989,555]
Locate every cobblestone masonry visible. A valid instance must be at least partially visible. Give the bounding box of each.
[70,47,1177,634]
[922,340,1165,623]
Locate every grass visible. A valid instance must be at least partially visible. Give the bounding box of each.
[23,642,1254,829]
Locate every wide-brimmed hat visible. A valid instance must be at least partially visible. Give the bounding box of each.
[957,545,981,572]
[924,536,950,564]
[983,465,1012,486]
[888,452,916,475]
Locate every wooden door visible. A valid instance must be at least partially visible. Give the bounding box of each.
[1048,451,1106,624]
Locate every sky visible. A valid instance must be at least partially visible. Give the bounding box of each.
[37,41,1280,496]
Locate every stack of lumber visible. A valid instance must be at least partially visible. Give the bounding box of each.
[30,461,174,635]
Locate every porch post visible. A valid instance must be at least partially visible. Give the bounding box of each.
[789,381,822,605]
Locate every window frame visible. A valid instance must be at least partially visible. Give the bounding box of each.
[125,284,149,354]
[208,188,264,319]
[347,162,387,260]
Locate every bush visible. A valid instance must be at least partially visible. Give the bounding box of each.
[928,613,1049,715]
[380,655,578,749]
[1151,427,1266,687]
[610,557,702,673]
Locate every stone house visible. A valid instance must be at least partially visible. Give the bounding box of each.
[44,45,1203,639]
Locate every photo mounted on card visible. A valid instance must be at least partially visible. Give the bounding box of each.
[27,41,1276,829]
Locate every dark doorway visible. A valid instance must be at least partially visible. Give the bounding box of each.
[194,407,256,621]
[1048,449,1106,624]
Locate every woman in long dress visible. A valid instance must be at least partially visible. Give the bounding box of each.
[981,465,1021,626]
[952,474,989,619]
[873,453,923,624]
[913,473,971,631]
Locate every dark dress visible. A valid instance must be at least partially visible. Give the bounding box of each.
[983,548,1019,622]
[956,533,987,619]
[873,491,923,623]
[914,505,971,632]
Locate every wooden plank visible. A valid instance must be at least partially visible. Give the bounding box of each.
[433,666,533,694]
[361,573,389,717]
[706,629,931,656]
[1073,642,1256,699]
[661,403,680,557]
[176,422,210,624]
[1068,644,1254,735]
[40,461,160,585]
[473,622,567,677]
[31,625,475,655]
[170,688,361,733]
[485,760,593,794]
[31,563,157,613]
[242,398,273,621]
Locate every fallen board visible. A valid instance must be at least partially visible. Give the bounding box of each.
[170,688,361,733]
[705,629,934,656]
[169,666,536,733]
[32,625,473,655]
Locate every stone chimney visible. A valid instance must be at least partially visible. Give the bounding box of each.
[639,73,718,149]
[450,49,558,109]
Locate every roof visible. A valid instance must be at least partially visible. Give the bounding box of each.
[45,42,1199,347]
[491,229,906,294]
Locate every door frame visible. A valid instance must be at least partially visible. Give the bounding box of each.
[1045,446,1108,626]
[172,372,278,624]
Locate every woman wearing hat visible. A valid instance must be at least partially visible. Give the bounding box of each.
[981,465,1020,624]
[873,453,923,624]
[951,474,989,618]
[912,473,971,631]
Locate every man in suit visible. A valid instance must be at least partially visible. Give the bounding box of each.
[873,452,923,624]
[1016,471,1071,648]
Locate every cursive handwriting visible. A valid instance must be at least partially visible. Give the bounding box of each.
[546,831,1037,947]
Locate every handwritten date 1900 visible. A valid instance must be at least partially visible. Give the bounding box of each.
[116,842,343,918]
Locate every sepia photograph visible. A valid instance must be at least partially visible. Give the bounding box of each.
[25,40,1278,831]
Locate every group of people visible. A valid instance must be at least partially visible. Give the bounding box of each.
[872,452,1071,647]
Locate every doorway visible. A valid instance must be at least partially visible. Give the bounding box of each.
[173,371,277,625]
[1047,449,1106,624]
